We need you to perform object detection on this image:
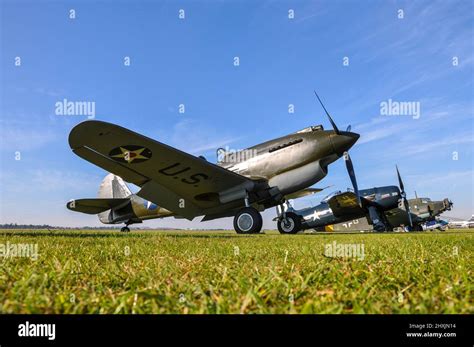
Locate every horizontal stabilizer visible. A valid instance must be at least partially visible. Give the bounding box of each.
[66,198,129,215]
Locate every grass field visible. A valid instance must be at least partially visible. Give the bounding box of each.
[0,229,472,314]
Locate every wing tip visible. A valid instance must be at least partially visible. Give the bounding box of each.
[68,120,112,150]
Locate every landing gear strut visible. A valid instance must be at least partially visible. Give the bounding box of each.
[233,207,263,234]
[367,206,390,232]
[409,224,423,232]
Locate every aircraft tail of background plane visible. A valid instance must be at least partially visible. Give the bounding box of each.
[97,174,132,223]
[98,173,132,199]
[66,174,133,219]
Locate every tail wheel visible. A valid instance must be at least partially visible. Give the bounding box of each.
[234,207,263,234]
[278,212,301,234]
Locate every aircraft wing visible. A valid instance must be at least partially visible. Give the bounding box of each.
[326,191,366,217]
[285,188,325,200]
[69,120,256,219]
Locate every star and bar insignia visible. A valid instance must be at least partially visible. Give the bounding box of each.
[109,145,152,164]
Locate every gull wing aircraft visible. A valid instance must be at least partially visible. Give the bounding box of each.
[67,93,359,233]
[277,166,453,233]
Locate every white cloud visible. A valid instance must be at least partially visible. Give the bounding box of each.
[403,134,474,155]
[0,125,58,151]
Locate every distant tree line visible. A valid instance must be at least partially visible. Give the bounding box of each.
[0,223,59,229]
[0,223,121,230]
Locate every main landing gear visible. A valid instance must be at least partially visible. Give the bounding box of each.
[120,226,130,232]
[367,206,391,232]
[233,192,263,234]
[233,207,263,234]
[406,224,423,232]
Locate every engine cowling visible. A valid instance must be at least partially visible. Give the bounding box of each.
[268,160,327,196]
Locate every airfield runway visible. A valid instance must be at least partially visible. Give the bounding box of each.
[0,229,472,314]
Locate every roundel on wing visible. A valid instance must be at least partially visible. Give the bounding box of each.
[109,145,152,164]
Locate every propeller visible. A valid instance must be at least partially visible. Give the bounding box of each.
[312,91,360,205]
[314,91,340,134]
[396,165,413,228]
[344,151,361,206]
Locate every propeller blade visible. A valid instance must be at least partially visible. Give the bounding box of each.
[396,165,413,228]
[403,197,413,228]
[396,165,405,194]
[313,91,340,134]
[343,151,361,206]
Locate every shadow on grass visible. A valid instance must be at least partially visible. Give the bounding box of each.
[308,230,473,236]
[163,233,258,239]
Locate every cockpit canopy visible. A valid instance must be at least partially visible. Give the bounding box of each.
[296,125,324,134]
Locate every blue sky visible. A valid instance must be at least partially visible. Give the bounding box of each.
[1,0,473,228]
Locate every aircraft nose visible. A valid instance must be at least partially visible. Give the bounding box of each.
[330,131,360,155]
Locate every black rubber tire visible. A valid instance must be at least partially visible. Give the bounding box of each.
[121,227,130,232]
[277,212,302,234]
[233,207,263,234]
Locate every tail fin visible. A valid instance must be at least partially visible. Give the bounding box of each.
[98,173,132,199]
[66,174,133,224]
[97,174,132,224]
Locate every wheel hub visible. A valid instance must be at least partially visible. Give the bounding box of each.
[237,213,253,232]
[281,218,295,232]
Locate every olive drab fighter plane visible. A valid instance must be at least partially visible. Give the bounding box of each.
[381,194,453,231]
[66,93,360,233]
[277,166,453,233]
[314,196,453,232]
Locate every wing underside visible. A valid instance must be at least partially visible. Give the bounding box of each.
[69,121,257,219]
[285,187,325,200]
[327,192,366,217]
